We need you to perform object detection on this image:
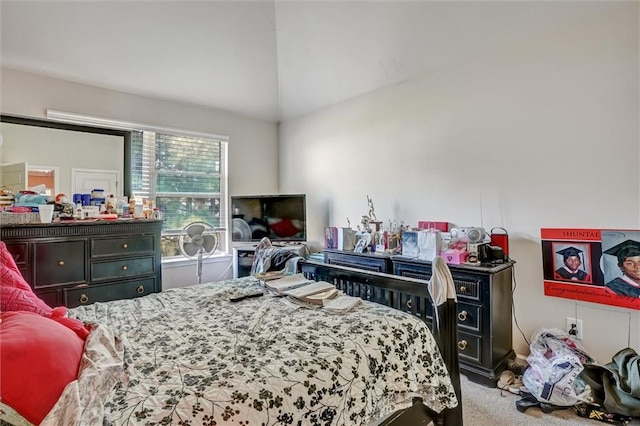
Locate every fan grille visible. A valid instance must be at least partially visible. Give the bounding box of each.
[179,221,219,260]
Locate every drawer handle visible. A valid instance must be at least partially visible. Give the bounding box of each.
[136,285,144,294]
[79,294,89,304]
[459,286,467,293]
[58,260,65,266]
[457,340,468,350]
[406,299,412,310]
[122,243,128,249]
[458,310,468,322]
[122,265,128,271]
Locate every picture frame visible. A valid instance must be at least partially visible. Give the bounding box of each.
[354,231,371,253]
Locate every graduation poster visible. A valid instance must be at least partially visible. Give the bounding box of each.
[541,228,640,310]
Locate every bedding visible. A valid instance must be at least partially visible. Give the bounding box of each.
[0,242,52,316]
[45,276,456,425]
[0,311,85,425]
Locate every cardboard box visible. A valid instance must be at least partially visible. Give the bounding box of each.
[418,221,451,232]
[441,250,468,265]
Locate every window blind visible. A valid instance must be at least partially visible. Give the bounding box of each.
[131,131,227,233]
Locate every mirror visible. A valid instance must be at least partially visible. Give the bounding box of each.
[0,115,131,198]
[0,162,60,195]
[28,165,59,195]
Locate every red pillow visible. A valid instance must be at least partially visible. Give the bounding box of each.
[0,311,85,424]
[0,241,54,316]
[51,307,90,340]
[0,285,51,316]
[0,268,53,316]
[0,243,32,294]
[269,218,301,238]
[0,242,21,276]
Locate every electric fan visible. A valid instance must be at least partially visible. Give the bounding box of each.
[178,221,219,284]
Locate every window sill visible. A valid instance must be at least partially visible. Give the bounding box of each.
[161,253,232,268]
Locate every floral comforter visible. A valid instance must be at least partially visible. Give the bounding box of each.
[45,277,457,425]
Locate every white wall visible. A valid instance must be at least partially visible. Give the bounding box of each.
[1,67,280,284]
[278,5,640,363]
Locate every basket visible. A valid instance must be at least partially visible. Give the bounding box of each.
[0,211,40,224]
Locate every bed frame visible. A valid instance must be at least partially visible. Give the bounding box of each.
[300,259,463,426]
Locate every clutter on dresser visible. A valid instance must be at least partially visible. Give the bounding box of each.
[324,215,510,269]
[0,185,161,223]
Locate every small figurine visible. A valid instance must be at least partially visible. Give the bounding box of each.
[367,195,377,222]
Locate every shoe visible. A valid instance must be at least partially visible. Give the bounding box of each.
[497,370,515,396]
[508,375,524,395]
[516,397,540,413]
[540,403,569,414]
[575,403,633,425]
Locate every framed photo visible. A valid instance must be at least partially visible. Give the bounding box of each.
[354,231,371,253]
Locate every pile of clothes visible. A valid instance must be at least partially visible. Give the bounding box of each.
[514,328,640,425]
[250,237,304,276]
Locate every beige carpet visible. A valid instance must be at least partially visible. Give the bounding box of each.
[460,374,640,425]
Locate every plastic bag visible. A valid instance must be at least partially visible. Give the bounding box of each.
[522,328,594,406]
[418,229,442,261]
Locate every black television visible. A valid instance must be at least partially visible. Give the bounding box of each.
[230,194,306,243]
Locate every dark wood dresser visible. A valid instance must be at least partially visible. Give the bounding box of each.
[323,248,393,273]
[391,255,515,387]
[1,220,162,308]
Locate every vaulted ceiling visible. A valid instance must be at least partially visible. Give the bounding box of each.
[1,1,609,123]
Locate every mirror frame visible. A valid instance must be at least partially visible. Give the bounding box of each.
[0,114,132,197]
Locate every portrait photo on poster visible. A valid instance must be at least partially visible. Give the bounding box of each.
[601,230,640,298]
[552,242,593,284]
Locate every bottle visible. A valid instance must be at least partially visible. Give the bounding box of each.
[107,194,117,213]
[116,198,128,217]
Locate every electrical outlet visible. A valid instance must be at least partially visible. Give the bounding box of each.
[566,317,584,340]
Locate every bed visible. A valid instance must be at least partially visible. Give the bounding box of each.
[1,257,462,426]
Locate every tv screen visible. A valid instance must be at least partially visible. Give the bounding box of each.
[231,194,306,243]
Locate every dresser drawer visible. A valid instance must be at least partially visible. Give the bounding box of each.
[5,242,30,282]
[450,272,483,303]
[457,331,482,364]
[35,287,62,308]
[324,250,392,273]
[457,302,481,333]
[65,278,156,308]
[91,256,155,281]
[33,240,86,287]
[91,235,155,257]
[5,242,28,266]
[392,263,483,303]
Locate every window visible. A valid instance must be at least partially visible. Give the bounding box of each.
[131,130,228,258]
[43,110,229,259]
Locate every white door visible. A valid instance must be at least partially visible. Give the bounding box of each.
[0,162,28,194]
[71,168,120,197]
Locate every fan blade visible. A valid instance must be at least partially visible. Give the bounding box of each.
[202,234,217,252]
[183,242,201,257]
[187,224,205,238]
